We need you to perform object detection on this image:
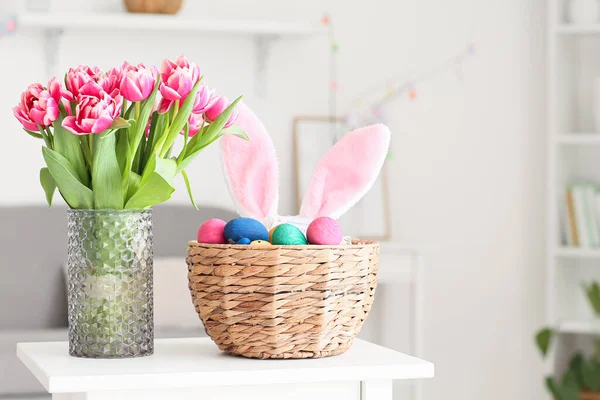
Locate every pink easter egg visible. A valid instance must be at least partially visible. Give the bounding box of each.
[197,218,227,244]
[306,217,343,245]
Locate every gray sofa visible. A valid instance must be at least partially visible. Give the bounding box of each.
[0,205,236,397]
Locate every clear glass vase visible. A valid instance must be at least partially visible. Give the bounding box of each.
[67,209,154,358]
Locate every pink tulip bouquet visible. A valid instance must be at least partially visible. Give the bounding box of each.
[13,55,245,210]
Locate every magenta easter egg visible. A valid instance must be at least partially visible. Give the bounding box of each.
[306,217,343,245]
[197,219,227,244]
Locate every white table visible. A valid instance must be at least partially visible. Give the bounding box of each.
[17,338,434,400]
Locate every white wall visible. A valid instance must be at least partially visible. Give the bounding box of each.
[0,0,547,399]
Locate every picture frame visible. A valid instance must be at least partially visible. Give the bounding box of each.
[292,116,391,241]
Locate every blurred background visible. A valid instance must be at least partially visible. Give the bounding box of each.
[0,0,550,399]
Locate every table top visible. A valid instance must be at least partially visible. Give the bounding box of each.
[17,338,434,393]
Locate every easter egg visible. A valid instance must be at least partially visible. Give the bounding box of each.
[306,217,343,245]
[268,226,278,243]
[237,238,251,245]
[224,218,269,244]
[271,223,308,245]
[197,218,227,244]
[250,240,272,247]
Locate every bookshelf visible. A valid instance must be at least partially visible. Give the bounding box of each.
[547,0,600,379]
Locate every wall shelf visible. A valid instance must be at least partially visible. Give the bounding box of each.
[17,13,324,36]
[558,320,600,335]
[16,12,326,96]
[555,24,600,35]
[556,134,600,145]
[555,247,600,258]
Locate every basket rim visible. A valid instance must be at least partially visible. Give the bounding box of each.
[187,239,379,251]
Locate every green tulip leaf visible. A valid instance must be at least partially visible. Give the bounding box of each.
[535,328,554,358]
[110,117,130,130]
[92,131,124,210]
[220,125,249,140]
[116,130,130,175]
[125,171,142,203]
[24,129,43,139]
[186,95,243,157]
[42,146,93,209]
[160,80,203,157]
[181,169,198,210]
[52,114,89,187]
[584,282,600,317]
[125,157,176,209]
[39,167,56,207]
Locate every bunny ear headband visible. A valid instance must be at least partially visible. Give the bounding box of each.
[221,102,391,231]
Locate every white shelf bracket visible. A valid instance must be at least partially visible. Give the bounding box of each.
[254,35,277,98]
[43,28,63,78]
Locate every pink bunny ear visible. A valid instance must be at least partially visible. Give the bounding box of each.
[221,102,279,219]
[299,124,391,220]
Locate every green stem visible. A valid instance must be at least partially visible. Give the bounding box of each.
[135,101,141,120]
[177,124,190,164]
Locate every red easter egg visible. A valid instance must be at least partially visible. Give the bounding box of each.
[197,218,227,244]
[306,217,343,245]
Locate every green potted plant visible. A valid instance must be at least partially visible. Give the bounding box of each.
[536,282,600,400]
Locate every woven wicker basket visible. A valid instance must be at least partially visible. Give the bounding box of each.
[123,0,182,14]
[581,392,600,400]
[186,240,379,359]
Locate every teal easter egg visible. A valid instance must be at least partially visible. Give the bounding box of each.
[271,223,308,245]
[237,238,251,244]
[224,218,269,244]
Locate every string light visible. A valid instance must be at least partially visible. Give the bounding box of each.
[0,15,16,38]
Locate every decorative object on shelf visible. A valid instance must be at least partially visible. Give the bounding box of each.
[0,15,16,39]
[124,0,183,14]
[293,116,391,240]
[12,55,245,358]
[534,282,600,399]
[186,102,390,359]
[567,0,600,23]
[562,183,600,248]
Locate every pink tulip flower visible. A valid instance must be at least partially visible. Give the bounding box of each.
[159,55,200,102]
[191,84,215,114]
[203,96,239,128]
[98,66,122,98]
[62,82,123,135]
[13,81,62,131]
[64,65,102,102]
[120,63,158,102]
[158,82,214,115]
[185,113,204,137]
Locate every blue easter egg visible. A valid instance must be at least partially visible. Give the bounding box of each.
[224,218,269,244]
[237,238,251,245]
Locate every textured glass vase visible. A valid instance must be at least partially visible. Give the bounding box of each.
[67,209,154,358]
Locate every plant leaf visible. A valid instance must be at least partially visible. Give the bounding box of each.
[52,113,89,187]
[125,171,142,203]
[186,96,243,157]
[160,80,203,157]
[220,125,249,140]
[535,328,554,357]
[584,282,600,316]
[92,131,124,209]
[110,117,130,129]
[580,357,600,391]
[125,157,176,209]
[24,129,43,139]
[39,167,56,207]
[181,169,198,210]
[42,146,93,209]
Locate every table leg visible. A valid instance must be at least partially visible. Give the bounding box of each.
[361,379,392,399]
